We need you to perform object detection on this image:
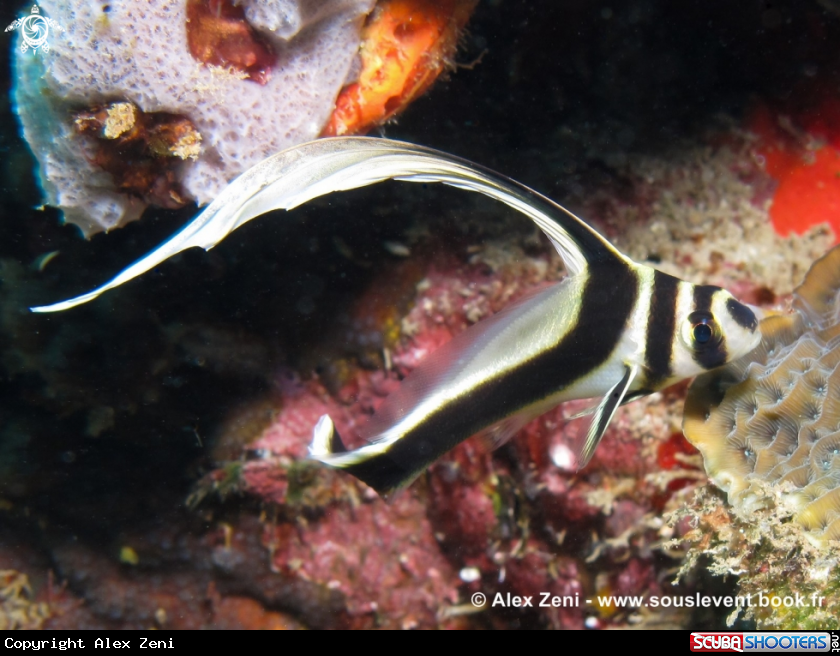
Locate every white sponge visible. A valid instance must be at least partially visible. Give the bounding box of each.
[13,0,375,236]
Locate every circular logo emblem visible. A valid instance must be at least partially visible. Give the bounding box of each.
[6,6,63,54]
[20,13,49,52]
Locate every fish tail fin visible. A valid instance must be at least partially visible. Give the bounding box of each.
[308,415,416,498]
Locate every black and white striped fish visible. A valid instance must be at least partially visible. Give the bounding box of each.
[31,138,762,496]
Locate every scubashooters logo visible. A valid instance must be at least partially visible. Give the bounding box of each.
[5,5,64,53]
[692,635,744,653]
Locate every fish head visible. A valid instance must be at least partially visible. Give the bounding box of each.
[670,286,761,378]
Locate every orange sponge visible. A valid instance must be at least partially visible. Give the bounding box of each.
[323,0,477,137]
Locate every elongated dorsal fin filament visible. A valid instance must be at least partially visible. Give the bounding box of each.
[32,137,625,313]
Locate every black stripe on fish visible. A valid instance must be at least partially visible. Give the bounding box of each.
[692,285,729,370]
[330,426,349,454]
[335,260,640,496]
[692,284,718,314]
[726,297,758,332]
[623,389,653,403]
[644,270,680,388]
[337,444,417,496]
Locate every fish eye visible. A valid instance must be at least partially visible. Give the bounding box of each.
[693,322,712,344]
[687,311,720,349]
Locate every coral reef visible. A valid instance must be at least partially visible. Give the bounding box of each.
[669,486,839,630]
[71,101,202,210]
[0,570,50,630]
[13,0,376,235]
[5,0,840,632]
[610,143,833,301]
[0,510,319,630]
[685,245,840,545]
[679,245,840,629]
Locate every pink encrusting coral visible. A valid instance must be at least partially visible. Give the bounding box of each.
[226,376,459,628]
[267,495,461,629]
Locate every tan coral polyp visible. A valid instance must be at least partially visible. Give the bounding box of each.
[684,245,840,546]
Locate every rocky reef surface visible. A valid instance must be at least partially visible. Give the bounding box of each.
[2,0,840,631]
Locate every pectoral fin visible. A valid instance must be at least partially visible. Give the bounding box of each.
[572,364,638,469]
